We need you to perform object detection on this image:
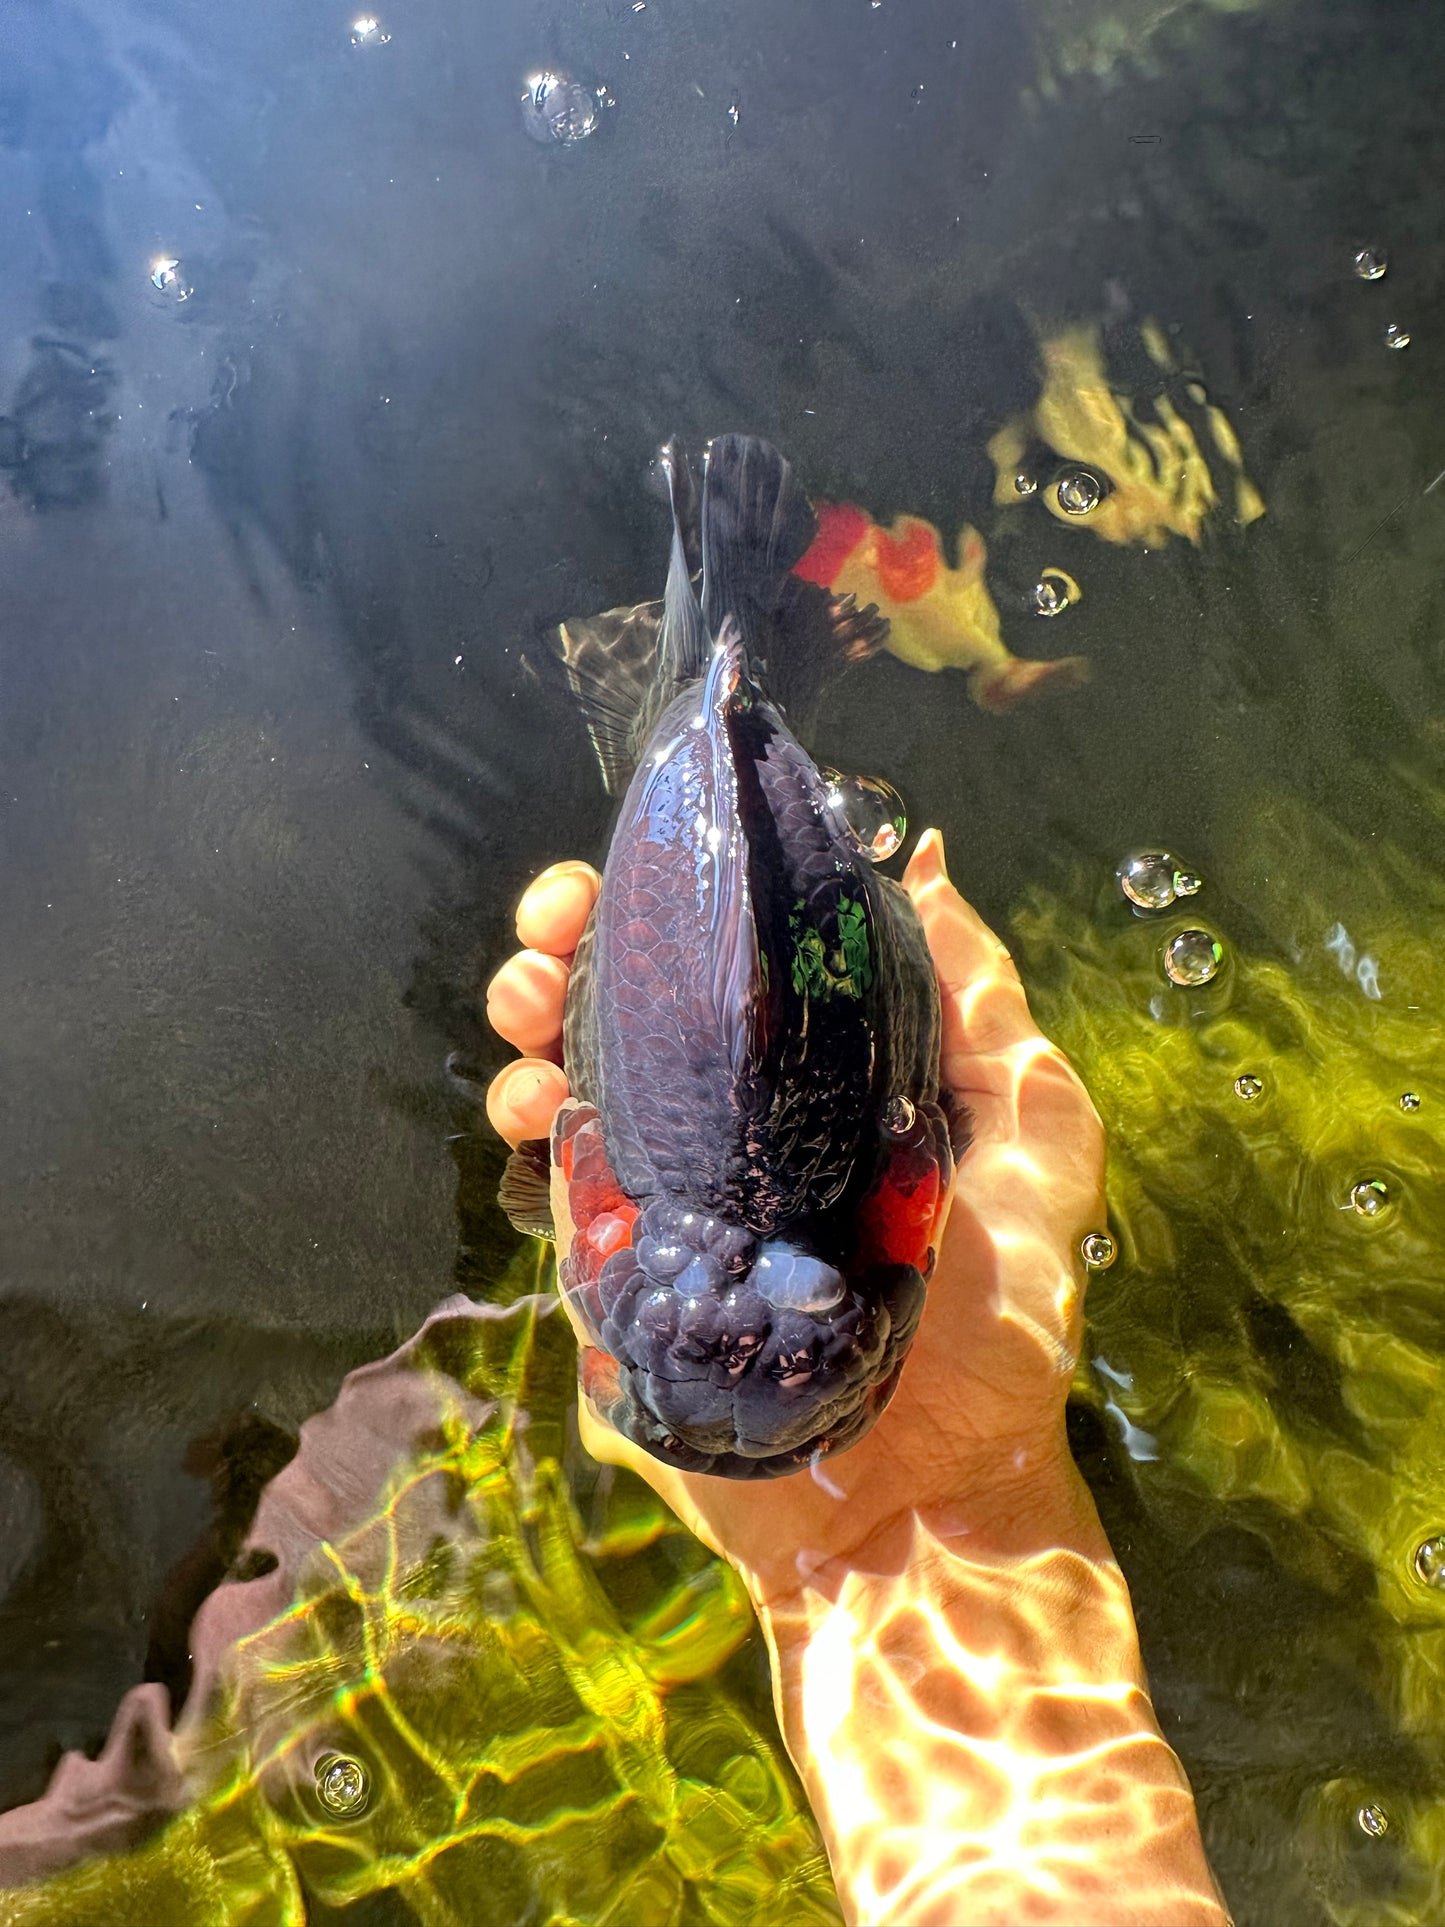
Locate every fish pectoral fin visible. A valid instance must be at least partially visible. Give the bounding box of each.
[498,1138,556,1240]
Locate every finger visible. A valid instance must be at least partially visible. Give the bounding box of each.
[485,1057,570,1148]
[904,829,1038,1062]
[515,861,600,956]
[485,949,570,1056]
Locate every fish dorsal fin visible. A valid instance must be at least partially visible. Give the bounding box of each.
[656,437,708,686]
[700,435,818,646]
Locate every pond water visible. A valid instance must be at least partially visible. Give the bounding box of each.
[0,0,1442,1922]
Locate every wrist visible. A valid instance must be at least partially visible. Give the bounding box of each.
[748,1428,1089,1627]
[750,1458,1230,1927]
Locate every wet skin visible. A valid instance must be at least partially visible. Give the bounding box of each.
[486,829,1106,1603]
[487,833,1231,1927]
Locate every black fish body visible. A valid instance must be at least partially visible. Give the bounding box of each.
[506,435,959,1478]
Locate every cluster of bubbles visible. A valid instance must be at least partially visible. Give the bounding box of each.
[1116,852,1221,987]
[822,769,907,862]
[1352,242,1411,349]
[520,71,609,145]
[1118,850,1203,912]
[1009,470,1100,615]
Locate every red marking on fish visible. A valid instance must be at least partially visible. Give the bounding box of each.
[793,500,870,587]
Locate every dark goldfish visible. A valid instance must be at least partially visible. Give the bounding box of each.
[503,435,962,1478]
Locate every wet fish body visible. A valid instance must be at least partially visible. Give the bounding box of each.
[505,435,959,1478]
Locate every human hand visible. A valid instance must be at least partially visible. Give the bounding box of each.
[485,831,1107,1616]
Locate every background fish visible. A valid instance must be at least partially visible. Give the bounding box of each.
[504,435,963,1478]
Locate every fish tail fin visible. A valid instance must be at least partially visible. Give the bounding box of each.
[699,434,818,647]
[701,434,889,723]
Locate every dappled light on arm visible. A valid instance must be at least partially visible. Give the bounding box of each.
[768,1515,1228,1927]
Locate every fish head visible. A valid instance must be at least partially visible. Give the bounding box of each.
[551,1059,954,1480]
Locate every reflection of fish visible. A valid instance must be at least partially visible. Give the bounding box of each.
[794,503,1090,708]
[503,436,961,1479]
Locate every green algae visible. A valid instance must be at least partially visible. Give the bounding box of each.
[0,1259,839,1927]
[1012,788,1445,1926]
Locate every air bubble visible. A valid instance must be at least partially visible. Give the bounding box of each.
[1412,1535,1445,1587]
[883,1095,916,1135]
[1356,1803,1389,1839]
[1014,473,1038,497]
[822,770,906,861]
[1352,247,1387,281]
[1384,323,1411,351]
[521,71,603,145]
[1349,1178,1390,1219]
[1118,851,1197,911]
[350,15,390,43]
[1234,1074,1263,1101]
[1081,1231,1117,1269]
[1163,929,1223,987]
[1032,567,1079,618]
[1399,1091,1421,1112]
[1056,468,1102,516]
[315,1753,371,1817]
[150,257,190,299]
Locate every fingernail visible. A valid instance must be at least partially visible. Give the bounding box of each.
[517,863,600,950]
[485,1059,567,1144]
[533,860,597,885]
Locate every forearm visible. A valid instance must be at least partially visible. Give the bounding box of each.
[754,1462,1230,1927]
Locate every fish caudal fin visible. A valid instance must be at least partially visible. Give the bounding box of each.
[556,435,888,794]
[699,434,817,646]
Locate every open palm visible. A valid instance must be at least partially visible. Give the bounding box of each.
[486,831,1106,1611]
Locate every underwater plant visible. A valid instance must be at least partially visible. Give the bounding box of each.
[1011,787,1445,1926]
[0,1265,840,1927]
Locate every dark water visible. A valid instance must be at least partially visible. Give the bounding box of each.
[0,0,1443,1921]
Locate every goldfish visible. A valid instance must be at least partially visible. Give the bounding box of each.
[502,436,962,1478]
[794,502,1089,708]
